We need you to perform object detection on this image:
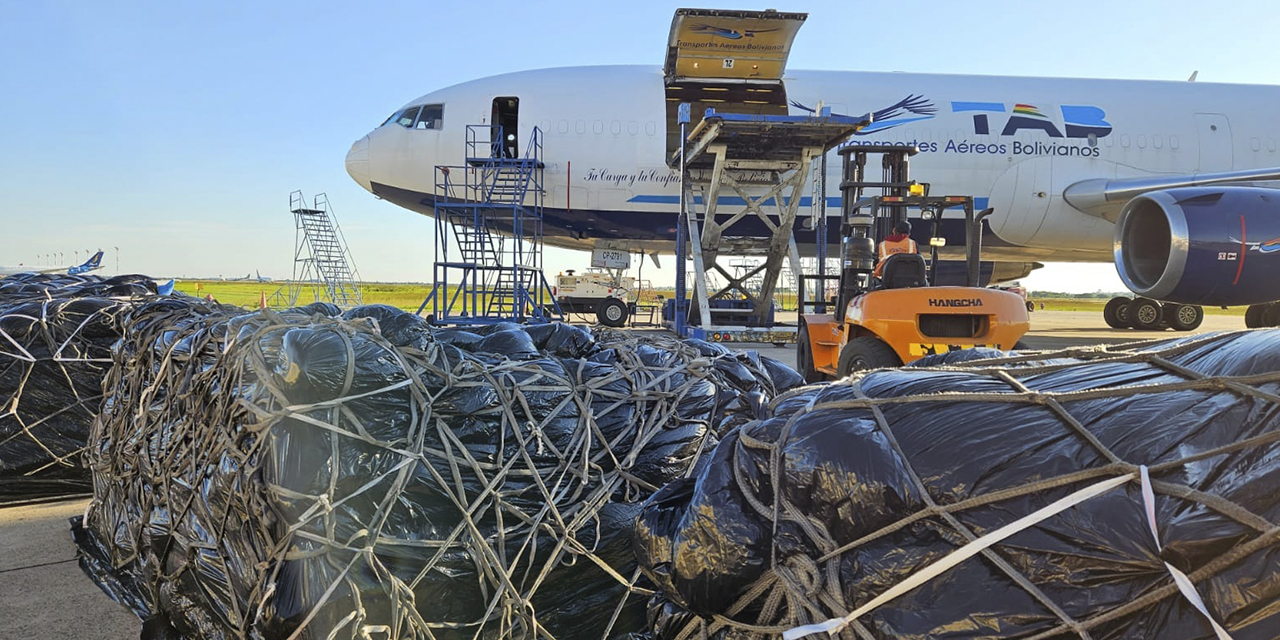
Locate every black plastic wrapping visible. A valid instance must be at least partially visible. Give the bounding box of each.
[73,301,800,640]
[635,331,1280,639]
[0,272,163,503]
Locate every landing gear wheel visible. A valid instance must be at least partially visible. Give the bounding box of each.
[837,336,902,377]
[1264,304,1280,328]
[1129,298,1164,330]
[1168,304,1204,331]
[1103,296,1131,329]
[796,323,825,384]
[1116,301,1133,328]
[1012,340,1030,350]
[1026,300,1035,312]
[1246,304,1268,328]
[596,298,629,328]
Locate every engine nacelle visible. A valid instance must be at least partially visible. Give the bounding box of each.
[1114,186,1280,306]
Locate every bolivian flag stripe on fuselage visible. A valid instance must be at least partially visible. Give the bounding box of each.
[1012,104,1046,118]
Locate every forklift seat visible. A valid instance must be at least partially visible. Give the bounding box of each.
[879,253,929,289]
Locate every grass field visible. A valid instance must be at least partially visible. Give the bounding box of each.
[173,280,434,311]
[174,279,678,313]
[171,280,1248,317]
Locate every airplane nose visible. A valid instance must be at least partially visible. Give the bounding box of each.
[345,136,371,191]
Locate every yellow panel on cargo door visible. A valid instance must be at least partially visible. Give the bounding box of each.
[664,8,807,83]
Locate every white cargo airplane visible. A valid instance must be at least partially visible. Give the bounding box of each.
[0,250,104,278]
[345,8,1280,329]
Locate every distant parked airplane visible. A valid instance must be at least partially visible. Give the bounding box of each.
[229,271,273,283]
[0,250,104,277]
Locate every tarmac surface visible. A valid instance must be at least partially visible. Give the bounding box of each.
[0,499,138,638]
[0,309,1249,639]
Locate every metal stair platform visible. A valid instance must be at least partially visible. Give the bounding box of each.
[278,191,363,308]
[419,125,560,325]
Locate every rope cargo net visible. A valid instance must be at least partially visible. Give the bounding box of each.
[634,332,1280,640]
[0,273,161,503]
[74,300,800,640]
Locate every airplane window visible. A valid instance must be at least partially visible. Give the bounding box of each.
[1170,136,1179,150]
[1120,134,1130,148]
[611,120,622,135]
[1153,135,1162,149]
[415,104,444,130]
[1137,134,1146,149]
[628,121,639,136]
[1252,138,1261,152]
[1269,139,1277,152]
[646,121,657,137]
[397,106,421,128]
[593,120,604,134]
[558,120,569,134]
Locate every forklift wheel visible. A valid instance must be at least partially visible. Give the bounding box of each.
[837,336,901,377]
[797,323,826,383]
[596,298,629,328]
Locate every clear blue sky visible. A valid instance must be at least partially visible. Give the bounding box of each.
[2,0,1277,291]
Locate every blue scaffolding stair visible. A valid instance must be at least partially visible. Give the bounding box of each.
[419,125,561,324]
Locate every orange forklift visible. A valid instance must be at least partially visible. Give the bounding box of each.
[797,145,1030,381]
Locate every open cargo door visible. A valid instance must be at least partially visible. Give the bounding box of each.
[663,8,808,155]
[664,8,807,83]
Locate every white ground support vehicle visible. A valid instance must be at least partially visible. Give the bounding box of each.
[996,283,1036,312]
[554,269,636,327]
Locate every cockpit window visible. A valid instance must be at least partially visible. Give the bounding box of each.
[383,107,410,127]
[396,106,422,128]
[415,104,444,130]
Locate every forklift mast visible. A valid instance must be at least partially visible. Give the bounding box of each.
[832,145,988,321]
[835,145,917,321]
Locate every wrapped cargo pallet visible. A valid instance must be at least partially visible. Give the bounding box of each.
[635,331,1280,639]
[0,273,162,503]
[73,301,800,640]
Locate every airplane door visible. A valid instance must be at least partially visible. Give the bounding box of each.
[492,97,520,158]
[1194,113,1233,171]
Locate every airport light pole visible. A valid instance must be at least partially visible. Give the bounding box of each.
[114,246,119,274]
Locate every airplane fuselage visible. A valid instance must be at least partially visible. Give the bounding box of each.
[347,65,1280,266]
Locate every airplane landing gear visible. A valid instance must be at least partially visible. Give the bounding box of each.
[1246,303,1280,328]
[1168,303,1204,331]
[1104,296,1132,329]
[1246,304,1266,328]
[1129,298,1163,330]
[1103,296,1202,332]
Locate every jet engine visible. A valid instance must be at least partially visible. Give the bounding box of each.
[1114,186,1280,306]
